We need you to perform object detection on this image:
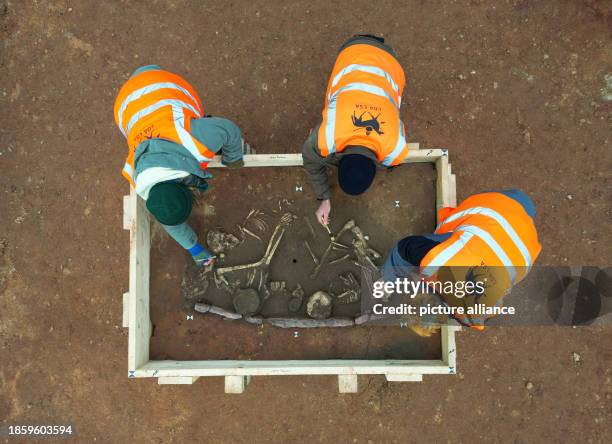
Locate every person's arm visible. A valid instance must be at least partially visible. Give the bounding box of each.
[190,117,245,168]
[302,124,334,201]
[161,221,214,266]
[302,125,337,225]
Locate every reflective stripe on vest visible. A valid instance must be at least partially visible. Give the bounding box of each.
[383,121,407,166]
[124,98,201,136]
[324,82,401,164]
[437,206,533,270]
[171,105,209,163]
[330,64,401,103]
[122,163,134,179]
[114,69,214,186]
[421,231,474,278]
[318,44,408,166]
[117,81,202,136]
[457,225,517,284]
[422,225,518,285]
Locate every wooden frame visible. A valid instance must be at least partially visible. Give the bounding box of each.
[122,146,460,392]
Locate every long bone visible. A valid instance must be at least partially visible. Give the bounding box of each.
[310,220,356,278]
[216,213,294,277]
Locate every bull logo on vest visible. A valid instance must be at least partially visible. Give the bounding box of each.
[351,111,385,136]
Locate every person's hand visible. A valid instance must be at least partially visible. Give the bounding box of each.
[315,199,331,226]
[192,248,216,267]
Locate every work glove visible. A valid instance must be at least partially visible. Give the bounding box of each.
[182,173,212,194]
[191,245,215,267]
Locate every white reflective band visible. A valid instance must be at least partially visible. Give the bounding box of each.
[382,120,407,166]
[438,207,532,270]
[122,163,134,179]
[330,64,399,96]
[171,105,213,162]
[331,82,399,109]
[421,231,474,278]
[118,82,202,135]
[125,99,200,137]
[457,225,516,284]
[323,82,398,154]
[324,98,338,154]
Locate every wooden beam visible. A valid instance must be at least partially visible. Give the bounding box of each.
[402,147,446,163]
[435,155,451,218]
[225,375,251,394]
[205,145,439,169]
[134,360,449,377]
[125,189,151,371]
[338,374,358,393]
[449,167,457,207]
[126,150,460,381]
[122,195,131,230]
[122,292,129,328]
[385,373,423,382]
[158,376,200,385]
[441,325,459,373]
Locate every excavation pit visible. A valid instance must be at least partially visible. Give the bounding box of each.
[149,164,441,361]
[122,150,459,390]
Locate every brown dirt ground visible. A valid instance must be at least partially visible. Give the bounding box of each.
[1,0,611,443]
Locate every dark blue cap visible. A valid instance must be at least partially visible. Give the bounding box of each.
[338,153,376,195]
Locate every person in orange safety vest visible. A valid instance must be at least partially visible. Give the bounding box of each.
[381,190,542,336]
[302,34,411,227]
[114,65,252,266]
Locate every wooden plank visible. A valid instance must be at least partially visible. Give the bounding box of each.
[449,173,457,207]
[122,292,129,328]
[225,376,251,394]
[126,150,459,381]
[127,189,151,371]
[205,145,435,169]
[441,325,459,373]
[122,195,131,230]
[435,155,451,218]
[135,360,449,378]
[385,374,423,382]
[158,376,199,385]
[402,147,446,163]
[338,374,358,393]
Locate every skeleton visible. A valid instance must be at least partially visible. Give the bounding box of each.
[329,253,350,266]
[245,209,268,232]
[215,213,295,294]
[310,220,356,278]
[242,226,262,241]
[303,240,319,265]
[335,289,360,304]
[350,225,381,273]
[349,224,382,293]
[329,271,360,305]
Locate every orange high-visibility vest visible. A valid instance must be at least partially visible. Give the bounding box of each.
[420,192,542,327]
[113,68,215,187]
[317,44,408,166]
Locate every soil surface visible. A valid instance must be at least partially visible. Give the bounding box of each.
[1,1,611,443]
